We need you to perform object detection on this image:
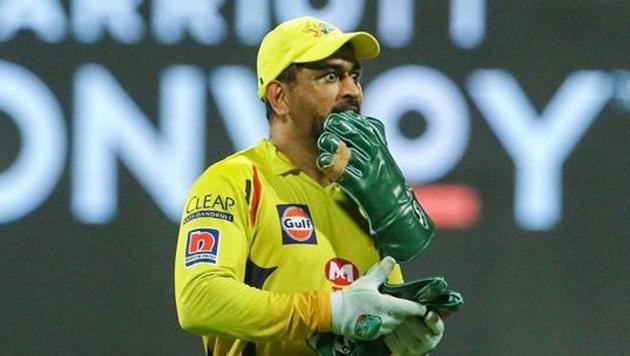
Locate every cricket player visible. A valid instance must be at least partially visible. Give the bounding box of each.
[175,16,446,355]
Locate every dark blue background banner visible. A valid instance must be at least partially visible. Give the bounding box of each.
[1,1,628,355]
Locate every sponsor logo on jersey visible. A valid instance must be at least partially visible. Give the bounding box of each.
[183,210,234,224]
[185,228,220,267]
[186,193,235,214]
[183,193,236,224]
[277,204,317,244]
[325,258,360,287]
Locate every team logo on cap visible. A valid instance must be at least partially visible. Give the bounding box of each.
[277,204,317,244]
[185,228,220,267]
[304,20,337,37]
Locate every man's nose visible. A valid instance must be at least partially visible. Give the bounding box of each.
[339,74,361,99]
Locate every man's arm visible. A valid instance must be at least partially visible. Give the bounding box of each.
[174,164,332,341]
[177,272,332,341]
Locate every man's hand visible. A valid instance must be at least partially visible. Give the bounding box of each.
[384,312,444,356]
[316,111,434,262]
[312,274,461,356]
[331,257,426,341]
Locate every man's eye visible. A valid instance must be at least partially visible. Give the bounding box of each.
[351,72,361,81]
[325,72,338,81]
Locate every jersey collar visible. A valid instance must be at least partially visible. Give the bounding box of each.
[262,140,301,176]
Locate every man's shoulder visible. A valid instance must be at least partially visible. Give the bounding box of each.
[200,140,269,179]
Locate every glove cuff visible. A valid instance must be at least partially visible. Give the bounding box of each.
[373,207,434,262]
[368,188,434,263]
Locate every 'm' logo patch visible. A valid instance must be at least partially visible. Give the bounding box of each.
[185,228,220,267]
[325,258,360,287]
[277,204,317,244]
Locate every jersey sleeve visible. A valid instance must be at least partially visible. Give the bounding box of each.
[174,160,331,342]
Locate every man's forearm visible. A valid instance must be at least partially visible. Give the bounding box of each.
[176,274,331,341]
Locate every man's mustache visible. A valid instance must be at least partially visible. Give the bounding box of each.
[332,99,361,114]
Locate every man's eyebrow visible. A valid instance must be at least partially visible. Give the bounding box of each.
[299,61,362,72]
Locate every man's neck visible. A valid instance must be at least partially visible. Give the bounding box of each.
[269,119,331,187]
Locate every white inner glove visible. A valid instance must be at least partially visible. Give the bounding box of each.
[384,311,444,356]
[330,256,426,341]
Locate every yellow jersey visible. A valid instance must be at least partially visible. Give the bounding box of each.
[174,139,402,355]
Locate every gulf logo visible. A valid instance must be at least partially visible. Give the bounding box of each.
[277,204,317,244]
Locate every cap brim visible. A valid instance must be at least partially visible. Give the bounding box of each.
[294,31,380,63]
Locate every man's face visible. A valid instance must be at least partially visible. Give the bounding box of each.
[284,45,363,138]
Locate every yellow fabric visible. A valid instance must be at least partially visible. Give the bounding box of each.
[256,16,380,98]
[175,139,403,356]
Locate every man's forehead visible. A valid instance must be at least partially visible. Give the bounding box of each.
[301,53,361,71]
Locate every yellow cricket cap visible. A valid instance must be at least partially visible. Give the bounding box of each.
[256,16,380,99]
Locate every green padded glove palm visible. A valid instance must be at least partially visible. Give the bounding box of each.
[309,276,463,356]
[316,111,434,262]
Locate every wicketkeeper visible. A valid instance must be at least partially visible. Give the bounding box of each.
[174,16,462,356]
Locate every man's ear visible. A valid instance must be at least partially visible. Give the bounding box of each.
[265,81,290,117]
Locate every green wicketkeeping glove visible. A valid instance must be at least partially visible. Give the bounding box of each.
[380,277,464,319]
[309,276,464,356]
[316,111,434,262]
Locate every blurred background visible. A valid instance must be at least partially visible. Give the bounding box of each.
[1,0,628,355]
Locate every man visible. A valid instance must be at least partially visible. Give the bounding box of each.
[174,16,445,355]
